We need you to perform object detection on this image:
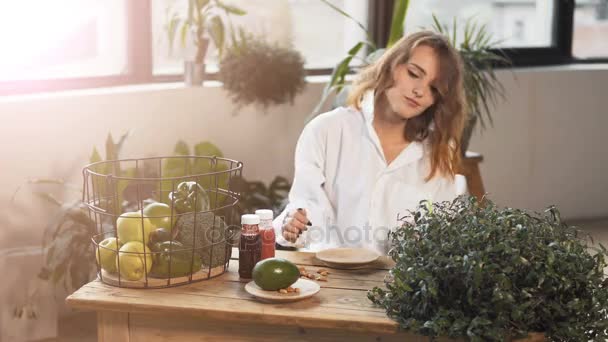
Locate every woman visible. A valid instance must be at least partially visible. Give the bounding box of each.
[273,31,469,255]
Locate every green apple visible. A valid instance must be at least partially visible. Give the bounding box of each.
[143,202,177,233]
[96,237,122,273]
[117,212,156,245]
[116,241,153,281]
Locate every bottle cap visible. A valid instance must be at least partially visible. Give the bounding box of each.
[254,209,274,220]
[241,214,260,225]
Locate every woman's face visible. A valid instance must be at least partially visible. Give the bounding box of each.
[385,45,440,120]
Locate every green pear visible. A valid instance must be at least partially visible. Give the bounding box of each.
[143,202,177,233]
[117,212,156,245]
[116,241,153,281]
[96,237,121,273]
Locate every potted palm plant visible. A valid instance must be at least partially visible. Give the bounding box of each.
[313,0,510,155]
[166,0,246,85]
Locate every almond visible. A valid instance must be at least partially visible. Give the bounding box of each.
[279,289,288,294]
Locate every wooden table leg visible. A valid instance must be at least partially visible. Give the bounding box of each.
[98,311,129,342]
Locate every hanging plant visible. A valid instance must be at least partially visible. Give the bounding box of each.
[219,32,306,111]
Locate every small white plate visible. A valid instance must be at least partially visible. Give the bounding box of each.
[315,247,380,268]
[245,278,320,303]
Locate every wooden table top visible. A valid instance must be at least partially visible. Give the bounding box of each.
[66,248,406,335]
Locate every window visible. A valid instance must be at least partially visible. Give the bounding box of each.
[405,0,556,49]
[573,0,608,58]
[0,0,128,82]
[151,0,369,75]
[0,0,606,94]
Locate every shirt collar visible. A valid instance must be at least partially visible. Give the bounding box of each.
[359,89,425,170]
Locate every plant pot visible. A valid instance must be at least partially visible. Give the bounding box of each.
[184,61,206,86]
[0,247,59,341]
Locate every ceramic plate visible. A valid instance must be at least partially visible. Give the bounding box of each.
[315,248,379,268]
[245,278,320,303]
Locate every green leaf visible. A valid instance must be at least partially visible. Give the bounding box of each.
[320,0,369,41]
[166,14,181,52]
[216,0,246,15]
[193,141,223,158]
[180,21,190,49]
[208,15,225,57]
[347,41,365,56]
[90,147,102,166]
[192,141,227,200]
[161,141,191,204]
[431,14,444,34]
[387,0,410,48]
[105,133,117,161]
[171,141,187,156]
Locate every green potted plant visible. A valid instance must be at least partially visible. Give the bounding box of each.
[218,31,306,111]
[229,175,291,218]
[166,0,246,85]
[314,0,510,155]
[368,196,608,341]
[11,133,132,296]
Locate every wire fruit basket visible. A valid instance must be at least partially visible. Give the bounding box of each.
[84,156,243,289]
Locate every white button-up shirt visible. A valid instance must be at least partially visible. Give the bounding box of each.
[273,91,467,255]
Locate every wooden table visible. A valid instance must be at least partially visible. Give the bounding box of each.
[67,249,442,341]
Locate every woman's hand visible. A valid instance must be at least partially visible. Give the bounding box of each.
[282,208,310,243]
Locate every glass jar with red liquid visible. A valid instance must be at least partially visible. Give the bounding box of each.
[255,209,276,260]
[238,214,261,279]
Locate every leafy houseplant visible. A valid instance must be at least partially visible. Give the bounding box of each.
[166,0,246,85]
[19,133,132,294]
[315,0,510,155]
[230,175,291,219]
[368,196,608,341]
[218,32,306,111]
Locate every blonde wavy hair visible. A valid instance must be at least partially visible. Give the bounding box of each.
[348,31,466,181]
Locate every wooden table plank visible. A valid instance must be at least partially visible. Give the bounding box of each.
[230,248,395,270]
[67,250,401,334]
[126,312,433,342]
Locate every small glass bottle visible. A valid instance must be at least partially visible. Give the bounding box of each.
[255,209,276,260]
[238,214,262,279]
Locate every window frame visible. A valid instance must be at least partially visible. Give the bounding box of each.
[0,0,606,95]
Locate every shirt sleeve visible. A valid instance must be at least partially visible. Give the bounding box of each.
[273,116,337,247]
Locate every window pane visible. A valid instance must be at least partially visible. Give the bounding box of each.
[573,0,608,58]
[0,0,128,81]
[405,0,556,48]
[152,0,368,75]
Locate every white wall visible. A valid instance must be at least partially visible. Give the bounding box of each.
[468,64,608,219]
[0,65,607,250]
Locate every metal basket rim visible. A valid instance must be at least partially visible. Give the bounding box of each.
[91,234,235,252]
[83,155,243,181]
